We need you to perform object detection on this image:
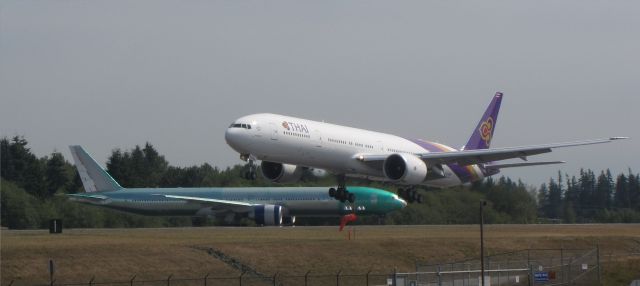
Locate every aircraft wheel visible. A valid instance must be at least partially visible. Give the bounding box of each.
[336,188,345,200]
[411,190,419,201]
[329,188,336,198]
[347,193,355,203]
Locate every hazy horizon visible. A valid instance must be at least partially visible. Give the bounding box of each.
[1,0,638,187]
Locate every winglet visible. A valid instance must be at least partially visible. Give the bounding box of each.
[463,92,503,150]
[609,137,629,140]
[69,145,123,193]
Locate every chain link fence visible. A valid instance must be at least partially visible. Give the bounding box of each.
[406,248,601,286]
[5,248,602,286]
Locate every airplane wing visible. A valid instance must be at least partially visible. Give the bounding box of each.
[356,137,628,167]
[153,194,255,209]
[484,161,565,170]
[66,193,111,203]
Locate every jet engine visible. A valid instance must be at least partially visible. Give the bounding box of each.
[261,161,304,183]
[382,153,428,184]
[251,204,284,226]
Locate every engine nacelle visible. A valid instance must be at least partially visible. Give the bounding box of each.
[309,168,327,178]
[261,161,304,183]
[251,204,284,226]
[383,153,428,184]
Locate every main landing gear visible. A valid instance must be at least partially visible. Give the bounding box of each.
[328,187,355,203]
[240,154,257,180]
[398,188,423,204]
[328,175,355,203]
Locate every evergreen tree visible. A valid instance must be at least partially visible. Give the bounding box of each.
[594,170,613,209]
[547,175,563,218]
[45,151,69,196]
[614,174,629,208]
[628,170,640,211]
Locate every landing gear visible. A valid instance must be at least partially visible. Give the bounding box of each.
[191,217,206,227]
[240,154,257,180]
[398,187,423,204]
[327,175,355,203]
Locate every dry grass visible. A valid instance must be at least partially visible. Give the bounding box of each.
[2,224,640,284]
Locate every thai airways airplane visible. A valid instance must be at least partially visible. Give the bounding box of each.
[225,92,627,203]
[67,146,406,226]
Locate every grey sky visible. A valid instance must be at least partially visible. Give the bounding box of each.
[1,0,638,187]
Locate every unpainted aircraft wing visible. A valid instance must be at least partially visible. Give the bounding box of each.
[355,137,627,167]
[153,194,255,210]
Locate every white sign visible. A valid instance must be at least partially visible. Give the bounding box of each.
[538,265,543,271]
[515,275,520,283]
[582,263,588,270]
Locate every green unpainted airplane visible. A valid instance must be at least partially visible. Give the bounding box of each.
[67,146,407,226]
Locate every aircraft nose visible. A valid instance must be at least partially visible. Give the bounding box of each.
[225,127,241,148]
[397,197,407,209]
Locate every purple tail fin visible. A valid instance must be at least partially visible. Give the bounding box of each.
[463,92,503,150]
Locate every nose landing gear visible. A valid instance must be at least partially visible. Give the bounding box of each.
[240,154,257,180]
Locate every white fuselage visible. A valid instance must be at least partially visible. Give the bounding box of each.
[225,113,485,188]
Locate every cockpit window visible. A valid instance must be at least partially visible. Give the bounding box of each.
[229,123,251,129]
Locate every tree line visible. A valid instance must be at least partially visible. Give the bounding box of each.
[1,136,638,229]
[537,169,640,223]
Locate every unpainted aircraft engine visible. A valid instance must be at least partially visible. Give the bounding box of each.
[261,161,304,183]
[251,204,284,226]
[382,153,428,185]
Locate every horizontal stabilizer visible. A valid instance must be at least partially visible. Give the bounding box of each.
[485,161,565,170]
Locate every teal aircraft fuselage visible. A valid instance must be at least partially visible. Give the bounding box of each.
[67,145,405,225]
[68,186,404,218]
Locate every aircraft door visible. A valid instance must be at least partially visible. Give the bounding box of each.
[314,129,323,148]
[377,140,385,152]
[268,122,278,141]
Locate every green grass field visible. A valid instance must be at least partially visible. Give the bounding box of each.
[2,224,640,285]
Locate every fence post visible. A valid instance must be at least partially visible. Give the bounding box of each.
[366,269,372,286]
[596,245,601,284]
[437,265,442,286]
[304,270,311,286]
[130,275,136,286]
[568,257,572,285]
[336,269,342,286]
[239,271,246,286]
[272,272,278,286]
[204,273,210,286]
[560,248,564,283]
[89,276,95,286]
[394,267,397,286]
[167,274,173,286]
[49,259,55,286]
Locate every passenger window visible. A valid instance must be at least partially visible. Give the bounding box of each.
[247,125,251,129]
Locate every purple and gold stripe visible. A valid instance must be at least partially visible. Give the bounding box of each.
[408,139,483,183]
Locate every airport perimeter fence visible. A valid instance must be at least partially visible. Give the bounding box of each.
[407,247,601,286]
[6,272,395,286]
[5,248,605,286]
